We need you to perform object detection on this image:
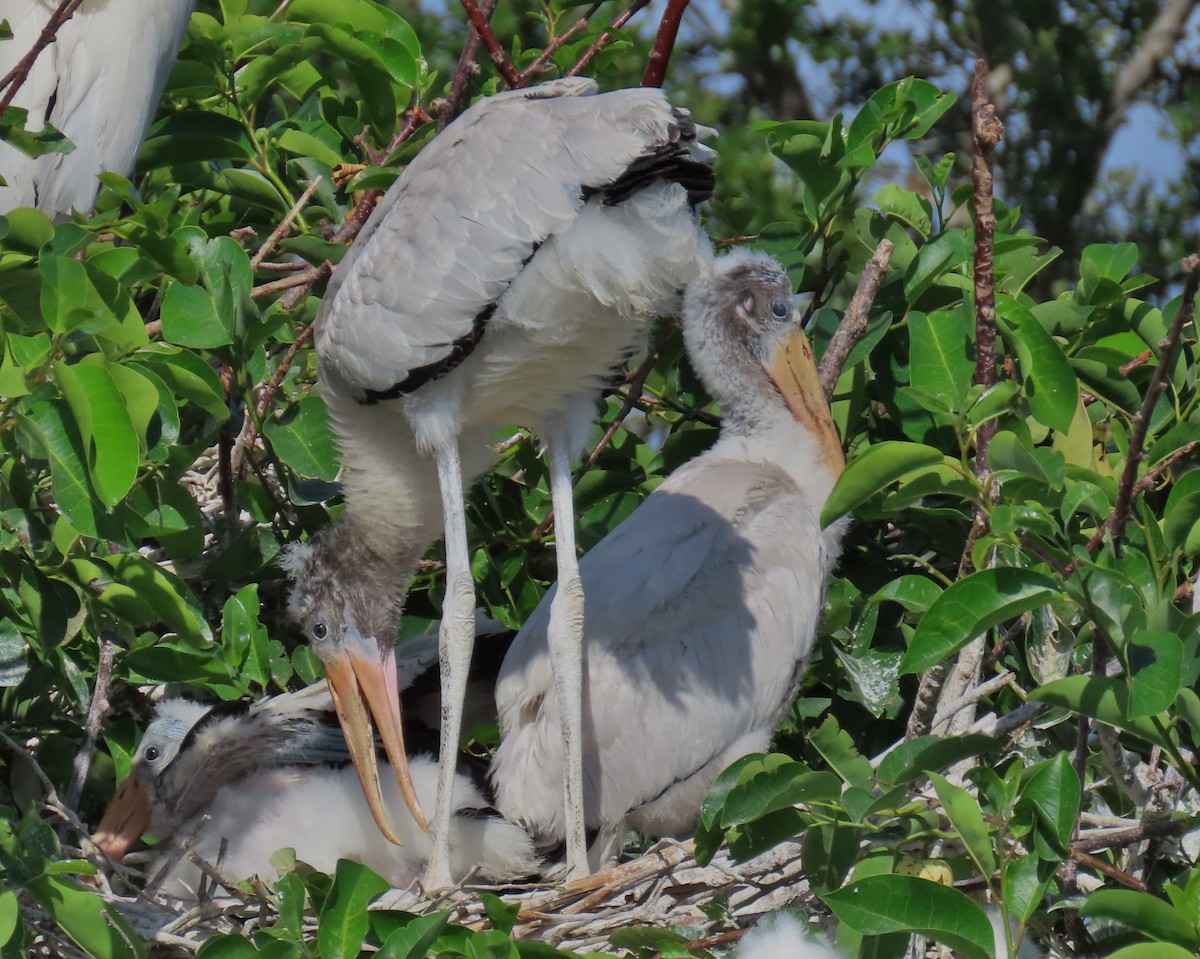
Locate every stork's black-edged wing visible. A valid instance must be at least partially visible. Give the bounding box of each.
[314,78,714,402]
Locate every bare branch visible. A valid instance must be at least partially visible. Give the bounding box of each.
[250,178,321,270]
[518,6,601,85]
[1109,0,1200,128]
[641,0,691,88]
[568,0,653,77]
[65,635,114,814]
[441,0,500,129]
[0,0,84,116]
[459,0,522,88]
[817,239,894,399]
[1108,253,1200,548]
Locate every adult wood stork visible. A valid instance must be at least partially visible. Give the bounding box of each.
[0,0,194,217]
[94,629,537,895]
[284,77,714,885]
[490,251,846,865]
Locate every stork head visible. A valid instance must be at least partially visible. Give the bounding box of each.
[682,250,845,477]
[93,699,209,861]
[281,532,428,844]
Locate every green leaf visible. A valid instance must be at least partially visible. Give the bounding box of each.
[0,886,17,946]
[1107,947,1199,959]
[810,716,872,790]
[820,441,946,526]
[876,735,997,787]
[901,568,1060,675]
[822,875,995,959]
[1126,630,1183,719]
[1018,752,1081,856]
[929,772,995,878]
[1031,676,1172,748]
[997,298,1078,433]
[264,395,340,480]
[53,361,139,507]
[100,553,211,645]
[316,860,390,959]
[872,575,942,613]
[1082,889,1200,950]
[377,913,452,959]
[908,306,974,411]
[161,280,233,349]
[25,874,145,959]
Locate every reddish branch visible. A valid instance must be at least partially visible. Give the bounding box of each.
[1107,253,1200,548]
[518,7,601,84]
[459,0,521,88]
[442,0,502,129]
[641,0,691,88]
[817,239,894,399]
[235,323,317,479]
[568,0,653,77]
[0,0,83,117]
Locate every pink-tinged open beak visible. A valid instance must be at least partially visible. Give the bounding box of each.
[768,325,846,476]
[323,641,429,845]
[93,775,151,862]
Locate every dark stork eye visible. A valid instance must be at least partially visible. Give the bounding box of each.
[311,622,329,641]
[143,745,161,763]
[770,297,791,320]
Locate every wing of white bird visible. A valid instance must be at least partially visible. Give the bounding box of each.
[492,456,834,837]
[0,0,194,216]
[315,77,714,402]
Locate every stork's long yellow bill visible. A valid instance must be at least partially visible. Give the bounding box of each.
[324,644,430,845]
[768,325,846,477]
[93,775,151,861]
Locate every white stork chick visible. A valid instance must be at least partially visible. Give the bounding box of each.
[284,77,714,884]
[0,0,195,217]
[93,692,538,898]
[490,250,846,864]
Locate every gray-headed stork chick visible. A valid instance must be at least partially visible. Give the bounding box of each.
[491,251,846,866]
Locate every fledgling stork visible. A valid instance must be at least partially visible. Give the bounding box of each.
[284,77,714,885]
[490,251,846,865]
[0,0,195,217]
[93,638,538,896]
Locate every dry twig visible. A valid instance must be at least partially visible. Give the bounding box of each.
[0,0,84,115]
[65,635,115,814]
[817,239,894,399]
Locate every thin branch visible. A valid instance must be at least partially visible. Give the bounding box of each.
[518,6,600,84]
[817,239,894,399]
[65,635,114,813]
[441,0,499,129]
[641,0,691,88]
[251,262,332,299]
[1108,253,1200,548]
[1108,0,1200,129]
[250,178,321,270]
[459,0,522,88]
[0,727,92,841]
[233,323,316,479]
[567,0,653,77]
[930,670,1015,733]
[0,0,84,116]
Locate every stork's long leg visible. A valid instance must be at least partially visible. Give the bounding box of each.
[425,439,477,890]
[544,422,588,880]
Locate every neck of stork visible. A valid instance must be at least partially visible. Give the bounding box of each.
[713,396,840,513]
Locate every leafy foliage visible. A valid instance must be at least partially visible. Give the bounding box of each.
[1,0,1199,957]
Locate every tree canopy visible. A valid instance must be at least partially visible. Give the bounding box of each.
[0,1,1199,957]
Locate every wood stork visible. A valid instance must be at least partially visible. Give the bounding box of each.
[489,251,846,865]
[0,0,194,217]
[93,631,538,896]
[284,77,714,885]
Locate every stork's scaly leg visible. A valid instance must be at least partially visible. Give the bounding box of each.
[425,439,477,890]
[545,423,588,880]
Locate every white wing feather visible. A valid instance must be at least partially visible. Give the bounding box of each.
[492,457,834,838]
[316,81,704,397]
[0,0,194,217]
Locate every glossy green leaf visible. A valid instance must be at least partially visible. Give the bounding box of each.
[997,298,1078,433]
[317,860,390,959]
[908,306,974,410]
[377,913,452,959]
[821,441,946,526]
[901,568,1059,675]
[1126,630,1183,719]
[25,874,145,959]
[1031,676,1172,748]
[876,735,997,788]
[264,395,339,480]
[1083,889,1200,950]
[823,875,994,959]
[929,772,995,878]
[53,361,138,507]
